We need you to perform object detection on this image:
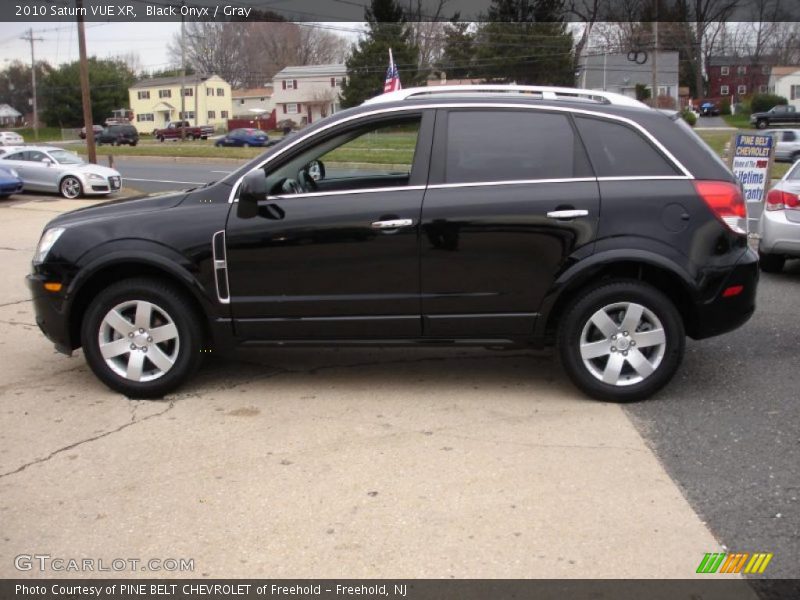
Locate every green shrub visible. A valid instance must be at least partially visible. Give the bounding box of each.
[681,108,697,126]
[720,98,732,115]
[750,93,788,114]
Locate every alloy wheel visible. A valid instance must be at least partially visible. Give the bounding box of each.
[60,177,82,199]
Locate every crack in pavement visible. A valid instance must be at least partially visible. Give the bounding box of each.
[0,298,31,308]
[0,399,178,480]
[0,319,37,327]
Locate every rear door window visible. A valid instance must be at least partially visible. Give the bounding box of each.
[444,110,591,184]
[574,116,680,177]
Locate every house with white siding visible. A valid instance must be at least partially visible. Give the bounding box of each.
[272,64,347,126]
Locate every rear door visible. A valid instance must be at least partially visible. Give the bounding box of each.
[420,108,600,337]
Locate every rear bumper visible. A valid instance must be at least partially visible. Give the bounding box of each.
[759,209,800,256]
[26,273,73,354]
[690,248,759,340]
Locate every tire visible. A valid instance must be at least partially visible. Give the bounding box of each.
[60,176,83,199]
[791,151,800,163]
[130,141,138,147]
[80,278,203,399]
[242,142,250,148]
[558,280,685,402]
[158,136,164,143]
[756,120,768,129]
[186,134,195,141]
[759,252,785,273]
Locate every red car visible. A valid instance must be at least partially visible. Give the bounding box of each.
[79,125,104,140]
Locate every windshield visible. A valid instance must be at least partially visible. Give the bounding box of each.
[49,149,84,165]
[787,162,800,181]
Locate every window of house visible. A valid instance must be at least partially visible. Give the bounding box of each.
[183,88,193,97]
[759,85,768,93]
[216,88,224,96]
[158,89,171,98]
[207,88,215,96]
[762,66,770,75]
[285,80,296,90]
[240,99,245,105]
[179,111,195,119]
[208,111,216,119]
[791,85,800,100]
[574,116,680,177]
[738,85,747,95]
[136,113,154,122]
[286,103,299,114]
[720,85,730,96]
[721,66,729,76]
[331,77,336,87]
[445,110,592,183]
[737,66,747,75]
[221,111,228,119]
[137,91,150,100]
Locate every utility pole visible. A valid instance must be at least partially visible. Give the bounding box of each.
[76,0,96,163]
[21,28,43,141]
[180,1,186,140]
[651,12,659,107]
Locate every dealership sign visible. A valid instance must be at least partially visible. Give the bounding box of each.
[731,133,774,203]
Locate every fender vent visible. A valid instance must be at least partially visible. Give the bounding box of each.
[212,230,230,304]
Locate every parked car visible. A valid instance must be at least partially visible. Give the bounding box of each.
[26,85,757,402]
[0,131,24,146]
[79,125,104,140]
[758,159,800,272]
[154,120,214,142]
[1,145,122,199]
[0,165,23,198]
[215,128,272,147]
[751,105,800,129]
[96,124,139,146]
[699,102,720,116]
[763,129,800,163]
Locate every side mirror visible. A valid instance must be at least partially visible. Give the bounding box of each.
[237,169,267,219]
[42,158,53,167]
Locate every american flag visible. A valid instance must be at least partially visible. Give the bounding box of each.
[383,48,402,93]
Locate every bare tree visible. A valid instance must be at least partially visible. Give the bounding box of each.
[405,0,452,70]
[167,22,248,87]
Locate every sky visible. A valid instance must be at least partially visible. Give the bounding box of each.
[1,22,183,72]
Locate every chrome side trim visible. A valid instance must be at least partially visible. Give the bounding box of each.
[427,177,596,190]
[227,102,694,204]
[211,230,230,305]
[596,176,691,182]
[266,185,424,201]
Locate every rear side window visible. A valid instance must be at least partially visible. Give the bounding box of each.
[574,116,680,177]
[784,131,797,142]
[444,110,591,183]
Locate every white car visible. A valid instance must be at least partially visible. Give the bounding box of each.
[758,159,800,272]
[764,129,800,163]
[0,145,121,199]
[0,131,24,146]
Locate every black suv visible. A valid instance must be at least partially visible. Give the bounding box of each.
[96,124,139,146]
[27,86,758,401]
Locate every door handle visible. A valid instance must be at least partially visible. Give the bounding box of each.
[371,218,414,229]
[546,209,589,219]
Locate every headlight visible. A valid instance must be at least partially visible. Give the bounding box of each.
[88,173,105,181]
[34,227,65,264]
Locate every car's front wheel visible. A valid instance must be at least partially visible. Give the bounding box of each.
[558,280,685,402]
[756,120,768,129]
[81,278,203,398]
[60,176,83,199]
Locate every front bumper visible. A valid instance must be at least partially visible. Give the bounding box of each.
[690,248,759,339]
[26,273,73,354]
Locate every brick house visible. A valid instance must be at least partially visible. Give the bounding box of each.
[707,56,775,101]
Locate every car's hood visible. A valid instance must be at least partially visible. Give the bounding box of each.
[48,191,186,228]
[71,163,120,177]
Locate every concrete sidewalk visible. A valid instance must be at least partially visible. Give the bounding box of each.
[0,198,736,580]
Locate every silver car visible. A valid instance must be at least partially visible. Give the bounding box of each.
[0,131,24,146]
[0,145,122,199]
[758,159,800,272]
[764,129,800,163]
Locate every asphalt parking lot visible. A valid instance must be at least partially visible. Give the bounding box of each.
[0,192,796,585]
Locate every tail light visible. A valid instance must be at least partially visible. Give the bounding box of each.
[693,181,747,234]
[765,188,800,211]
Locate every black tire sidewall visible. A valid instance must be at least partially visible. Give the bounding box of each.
[558,281,685,402]
[60,177,82,199]
[80,279,202,399]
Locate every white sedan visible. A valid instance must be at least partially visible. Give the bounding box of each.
[0,131,24,146]
[0,145,121,199]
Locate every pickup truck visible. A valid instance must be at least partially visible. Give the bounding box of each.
[153,120,215,141]
[751,105,800,129]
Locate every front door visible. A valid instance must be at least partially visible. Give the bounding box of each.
[225,110,434,340]
[420,108,600,337]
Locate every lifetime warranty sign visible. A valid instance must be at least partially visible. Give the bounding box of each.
[731,133,774,203]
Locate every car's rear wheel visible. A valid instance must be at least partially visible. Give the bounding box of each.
[242,142,250,147]
[60,176,83,199]
[158,136,164,142]
[81,278,203,399]
[558,280,685,402]
[759,252,785,273]
[186,134,195,141]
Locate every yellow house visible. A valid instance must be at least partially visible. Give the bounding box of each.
[128,74,233,133]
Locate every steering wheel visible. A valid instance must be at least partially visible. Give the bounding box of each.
[281,178,304,195]
[298,169,316,191]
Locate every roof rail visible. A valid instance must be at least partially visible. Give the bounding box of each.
[363,85,647,109]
